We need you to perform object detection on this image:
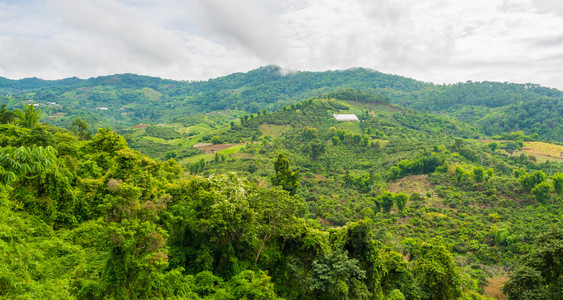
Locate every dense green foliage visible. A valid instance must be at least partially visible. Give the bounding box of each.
[2,65,561,141]
[503,226,562,299]
[0,69,562,299]
[272,153,300,195]
[145,125,184,140]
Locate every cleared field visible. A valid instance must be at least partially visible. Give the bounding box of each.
[132,123,149,129]
[197,143,243,154]
[193,143,212,148]
[387,174,434,195]
[483,275,508,300]
[522,141,563,159]
[185,123,213,134]
[141,87,161,101]
[525,153,563,163]
[259,123,292,137]
[337,121,363,135]
[218,144,249,155]
[371,139,389,147]
[181,142,250,164]
[180,153,214,164]
[474,140,562,161]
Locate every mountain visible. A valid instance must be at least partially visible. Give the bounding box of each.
[1,65,561,141]
[0,73,562,299]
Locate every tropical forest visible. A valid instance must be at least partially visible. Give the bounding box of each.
[0,66,562,299]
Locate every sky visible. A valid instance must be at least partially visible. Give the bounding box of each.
[1,0,563,89]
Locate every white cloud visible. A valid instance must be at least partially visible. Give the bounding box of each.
[46,0,190,65]
[188,0,285,62]
[1,0,563,89]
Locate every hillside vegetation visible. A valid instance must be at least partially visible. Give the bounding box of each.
[0,69,562,299]
[1,65,561,141]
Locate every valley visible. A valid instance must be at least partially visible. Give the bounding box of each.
[0,67,561,299]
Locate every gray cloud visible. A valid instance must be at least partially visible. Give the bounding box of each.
[46,0,190,65]
[532,0,563,15]
[2,0,563,90]
[530,36,563,47]
[359,0,408,24]
[190,0,285,62]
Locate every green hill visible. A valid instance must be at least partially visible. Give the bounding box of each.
[2,66,561,141]
[0,87,562,299]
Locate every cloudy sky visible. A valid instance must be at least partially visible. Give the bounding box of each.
[1,0,563,89]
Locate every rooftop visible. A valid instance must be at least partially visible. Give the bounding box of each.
[333,114,359,122]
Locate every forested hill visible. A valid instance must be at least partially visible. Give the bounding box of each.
[1,65,562,141]
[1,93,562,299]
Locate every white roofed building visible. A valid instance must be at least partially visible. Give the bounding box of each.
[333,114,359,122]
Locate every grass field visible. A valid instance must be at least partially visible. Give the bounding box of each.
[197,143,245,154]
[337,122,363,135]
[185,123,213,134]
[371,139,389,148]
[522,141,563,159]
[180,143,248,164]
[259,123,292,137]
[344,100,398,112]
[387,174,434,195]
[180,153,214,164]
[218,143,248,155]
[141,87,161,101]
[473,140,562,162]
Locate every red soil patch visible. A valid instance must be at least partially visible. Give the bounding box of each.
[132,124,149,129]
[197,143,241,154]
[193,143,212,148]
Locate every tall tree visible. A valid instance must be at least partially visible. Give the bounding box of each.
[379,192,394,213]
[20,104,41,129]
[309,139,326,161]
[253,186,304,263]
[0,104,20,124]
[531,182,552,204]
[71,117,93,140]
[473,166,485,182]
[271,153,299,196]
[412,238,463,300]
[552,173,563,196]
[520,170,547,191]
[503,226,563,300]
[394,193,409,213]
[306,250,370,299]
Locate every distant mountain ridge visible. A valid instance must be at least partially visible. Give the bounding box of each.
[1,65,561,141]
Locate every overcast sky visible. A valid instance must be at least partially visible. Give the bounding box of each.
[1,0,563,89]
